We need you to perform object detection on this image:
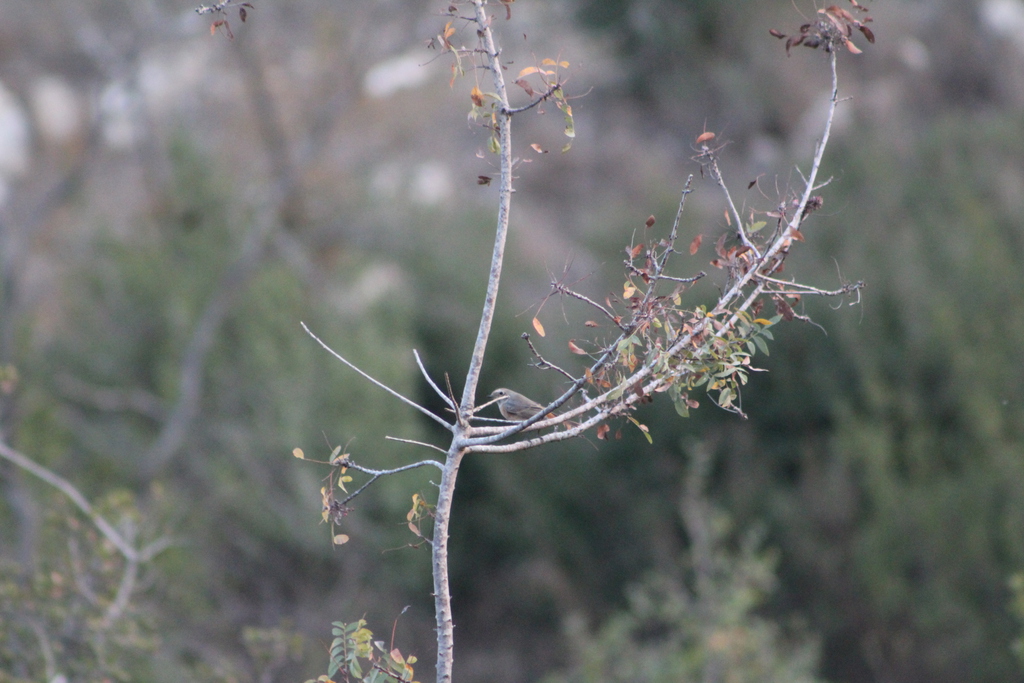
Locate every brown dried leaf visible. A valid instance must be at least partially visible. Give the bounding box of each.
[530,143,547,154]
[532,316,546,337]
[470,86,484,107]
[689,234,703,255]
[775,296,795,322]
[645,215,656,228]
[596,423,610,440]
[568,340,588,355]
[715,232,728,257]
[769,28,786,39]
[827,6,856,23]
[514,79,535,96]
[791,228,805,242]
[695,131,715,144]
[477,175,492,185]
[585,320,599,328]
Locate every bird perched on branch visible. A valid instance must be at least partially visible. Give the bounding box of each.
[489,388,548,422]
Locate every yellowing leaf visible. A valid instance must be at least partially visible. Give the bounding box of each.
[568,340,587,355]
[333,534,350,545]
[517,66,540,78]
[532,317,546,337]
[470,86,484,107]
[292,447,305,459]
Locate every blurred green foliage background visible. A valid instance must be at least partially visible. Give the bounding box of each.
[2,0,1024,682]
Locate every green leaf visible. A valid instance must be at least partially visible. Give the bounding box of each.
[754,335,769,355]
[719,387,734,407]
[674,400,690,418]
[626,416,653,444]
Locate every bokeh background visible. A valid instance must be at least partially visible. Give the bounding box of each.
[3,0,1024,682]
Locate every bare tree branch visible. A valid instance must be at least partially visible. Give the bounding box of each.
[0,438,137,560]
[338,458,445,506]
[0,436,176,634]
[301,322,454,432]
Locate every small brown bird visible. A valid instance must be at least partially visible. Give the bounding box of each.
[489,388,547,422]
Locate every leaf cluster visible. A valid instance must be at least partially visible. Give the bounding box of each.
[769,1,875,56]
[306,619,419,683]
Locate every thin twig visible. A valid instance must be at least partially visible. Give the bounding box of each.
[522,333,578,382]
[656,272,707,284]
[385,436,448,455]
[707,153,760,258]
[414,350,455,409]
[101,555,139,628]
[625,262,706,286]
[338,458,444,505]
[503,82,562,115]
[552,282,628,330]
[758,273,865,297]
[301,322,454,432]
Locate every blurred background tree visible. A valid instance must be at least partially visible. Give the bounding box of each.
[1,0,1024,682]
